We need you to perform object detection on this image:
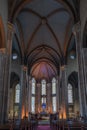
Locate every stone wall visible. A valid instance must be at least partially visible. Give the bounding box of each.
[0,0,8,38]
[80,0,87,41]
[66,55,78,78]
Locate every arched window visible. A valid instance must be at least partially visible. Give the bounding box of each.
[41,79,46,95]
[52,78,56,94]
[31,78,36,113]
[52,97,56,112]
[32,78,36,94]
[31,97,35,113]
[68,83,73,104]
[42,97,46,104]
[52,77,57,113]
[15,84,20,103]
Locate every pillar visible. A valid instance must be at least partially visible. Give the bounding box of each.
[73,22,87,116]
[82,48,87,115]
[36,83,41,113]
[0,49,8,123]
[60,65,68,119]
[20,66,28,119]
[7,22,14,120]
[28,76,32,113]
[47,83,51,113]
[56,76,60,113]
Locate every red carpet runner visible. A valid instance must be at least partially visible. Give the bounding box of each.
[37,125,51,130]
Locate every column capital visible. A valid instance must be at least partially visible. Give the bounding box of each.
[72,21,81,35]
[7,22,15,42]
[0,48,6,54]
[7,22,15,55]
[7,22,15,32]
[60,65,66,71]
[22,65,28,72]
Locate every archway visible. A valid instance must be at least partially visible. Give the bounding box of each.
[29,61,58,115]
[68,71,79,118]
[8,72,20,120]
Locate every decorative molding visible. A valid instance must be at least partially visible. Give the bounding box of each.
[72,21,81,35]
[60,65,65,71]
[23,65,28,71]
[8,22,15,32]
[0,48,6,54]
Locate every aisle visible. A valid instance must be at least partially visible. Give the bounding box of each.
[37,125,51,130]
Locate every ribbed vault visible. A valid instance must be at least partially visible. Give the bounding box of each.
[31,61,57,82]
[8,0,80,73]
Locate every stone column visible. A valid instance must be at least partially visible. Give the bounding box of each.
[56,76,60,113]
[20,66,28,119]
[0,22,14,123]
[59,76,63,119]
[35,83,38,113]
[47,83,51,113]
[60,65,68,119]
[7,22,14,120]
[37,83,41,112]
[73,22,87,116]
[0,49,8,123]
[82,48,87,115]
[28,76,32,113]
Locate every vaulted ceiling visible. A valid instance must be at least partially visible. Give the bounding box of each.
[8,0,80,81]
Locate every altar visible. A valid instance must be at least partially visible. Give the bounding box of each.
[38,103,50,120]
[39,112,49,120]
[38,112,50,125]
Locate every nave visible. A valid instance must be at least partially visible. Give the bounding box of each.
[37,125,51,130]
[0,0,87,129]
[0,114,87,130]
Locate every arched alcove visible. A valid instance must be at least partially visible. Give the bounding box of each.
[8,72,20,119]
[68,71,79,118]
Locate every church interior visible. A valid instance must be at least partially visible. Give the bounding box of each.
[0,0,87,130]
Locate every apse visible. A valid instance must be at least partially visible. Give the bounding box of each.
[30,61,57,82]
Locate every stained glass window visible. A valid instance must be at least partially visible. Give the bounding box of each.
[31,78,36,113]
[52,97,56,112]
[32,78,36,94]
[15,84,20,103]
[31,97,35,113]
[41,80,46,95]
[68,83,73,103]
[42,97,46,104]
[52,78,56,94]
